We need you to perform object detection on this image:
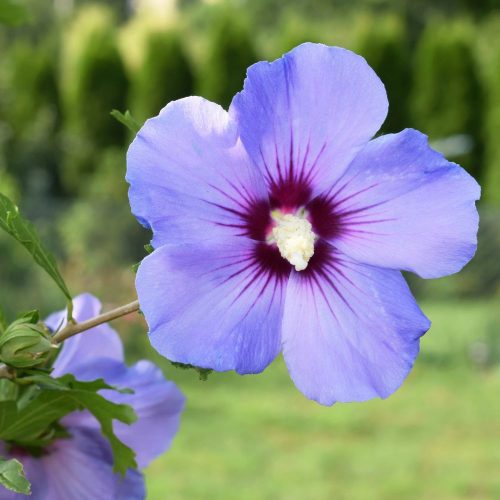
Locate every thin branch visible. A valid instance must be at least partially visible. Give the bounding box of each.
[52,300,140,344]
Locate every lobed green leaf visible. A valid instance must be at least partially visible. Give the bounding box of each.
[0,373,137,475]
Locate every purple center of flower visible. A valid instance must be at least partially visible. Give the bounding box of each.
[237,177,342,278]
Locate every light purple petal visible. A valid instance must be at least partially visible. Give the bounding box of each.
[46,293,124,377]
[126,96,268,247]
[62,359,185,469]
[136,241,286,374]
[230,43,388,198]
[281,245,430,405]
[323,129,480,278]
[1,429,144,500]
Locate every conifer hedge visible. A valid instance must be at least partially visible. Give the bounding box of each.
[59,5,128,193]
[410,18,484,180]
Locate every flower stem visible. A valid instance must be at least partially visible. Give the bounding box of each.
[52,300,141,344]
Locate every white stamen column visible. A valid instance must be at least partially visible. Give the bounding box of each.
[271,212,316,271]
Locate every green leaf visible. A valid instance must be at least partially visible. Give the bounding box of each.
[110,109,141,134]
[0,317,53,369]
[0,401,17,432]
[71,387,137,474]
[0,457,31,495]
[0,373,137,475]
[0,193,72,311]
[0,380,18,402]
[0,306,7,335]
[0,0,30,26]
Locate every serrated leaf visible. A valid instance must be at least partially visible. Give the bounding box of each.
[0,457,31,495]
[110,109,141,134]
[0,0,30,26]
[71,389,137,474]
[0,373,137,475]
[0,193,72,309]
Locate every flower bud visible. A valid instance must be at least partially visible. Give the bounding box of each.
[0,321,53,368]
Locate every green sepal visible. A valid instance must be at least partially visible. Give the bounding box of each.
[132,244,155,274]
[16,310,39,324]
[170,361,212,381]
[0,457,31,495]
[0,319,53,369]
[110,109,141,134]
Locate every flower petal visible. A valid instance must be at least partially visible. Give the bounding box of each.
[10,428,144,500]
[62,359,185,469]
[46,293,124,377]
[281,245,430,405]
[230,43,388,199]
[136,240,287,374]
[320,129,480,278]
[126,96,269,247]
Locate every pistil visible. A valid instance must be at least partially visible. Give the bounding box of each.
[271,212,316,271]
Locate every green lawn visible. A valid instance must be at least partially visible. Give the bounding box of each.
[144,300,500,499]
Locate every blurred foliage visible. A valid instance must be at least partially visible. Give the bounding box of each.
[1,37,61,195]
[128,28,194,122]
[274,12,324,56]
[59,197,144,278]
[354,13,411,133]
[197,4,257,108]
[480,16,500,203]
[59,4,128,193]
[0,0,30,26]
[410,17,484,179]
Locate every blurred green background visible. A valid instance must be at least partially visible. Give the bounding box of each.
[1,0,500,498]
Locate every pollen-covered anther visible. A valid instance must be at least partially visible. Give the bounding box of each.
[271,213,316,271]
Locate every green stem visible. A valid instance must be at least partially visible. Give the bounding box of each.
[66,299,75,324]
[52,300,140,344]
